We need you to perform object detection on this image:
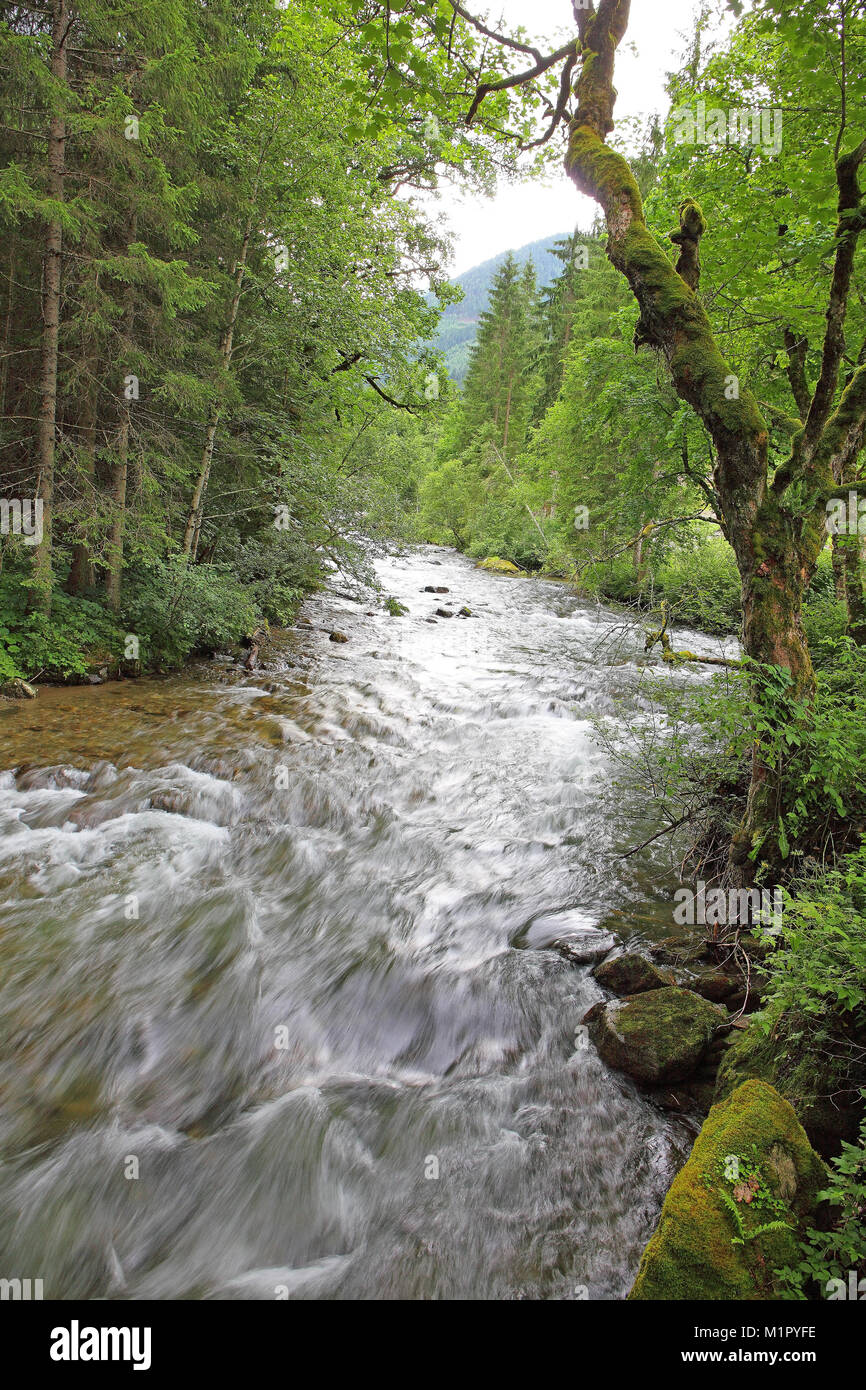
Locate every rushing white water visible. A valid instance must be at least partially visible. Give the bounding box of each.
[0,547,736,1299]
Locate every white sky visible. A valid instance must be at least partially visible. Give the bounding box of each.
[432,0,713,275]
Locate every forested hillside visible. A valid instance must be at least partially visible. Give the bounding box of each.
[0,0,470,677]
[432,234,566,382]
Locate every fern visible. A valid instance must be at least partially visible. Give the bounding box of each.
[720,1189,792,1246]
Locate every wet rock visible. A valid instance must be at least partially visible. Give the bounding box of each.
[553,931,618,965]
[422,586,450,593]
[583,987,727,1085]
[458,607,472,617]
[593,952,674,995]
[1,678,37,699]
[329,631,349,643]
[434,608,453,619]
[85,674,104,685]
[424,618,437,624]
[520,910,616,963]
[629,1081,827,1300]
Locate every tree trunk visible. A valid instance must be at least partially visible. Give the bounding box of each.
[0,245,16,417]
[67,394,95,594]
[31,0,69,613]
[502,372,514,457]
[105,213,137,611]
[105,413,128,612]
[831,533,847,599]
[182,209,255,559]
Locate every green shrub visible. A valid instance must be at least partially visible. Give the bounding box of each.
[121,557,259,668]
[228,534,314,626]
[0,574,124,681]
[766,844,866,1022]
[654,538,741,634]
[776,1106,866,1300]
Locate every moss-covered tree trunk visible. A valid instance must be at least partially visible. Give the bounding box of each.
[563,0,866,880]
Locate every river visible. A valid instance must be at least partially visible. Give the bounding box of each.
[0,546,736,1300]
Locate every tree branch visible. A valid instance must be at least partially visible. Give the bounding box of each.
[466,40,578,126]
[783,327,810,420]
[799,138,866,465]
[448,2,543,61]
[364,374,418,411]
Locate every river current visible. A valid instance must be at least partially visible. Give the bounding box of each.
[0,547,736,1299]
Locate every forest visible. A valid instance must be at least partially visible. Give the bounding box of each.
[0,0,865,1323]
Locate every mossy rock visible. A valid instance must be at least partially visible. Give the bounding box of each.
[691,971,739,1003]
[714,1020,862,1157]
[629,1080,827,1300]
[475,556,523,574]
[584,986,727,1084]
[593,952,674,996]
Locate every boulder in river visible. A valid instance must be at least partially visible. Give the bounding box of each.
[1,679,37,699]
[649,933,714,966]
[690,970,739,1003]
[422,586,449,593]
[593,952,674,995]
[629,1080,827,1300]
[476,556,522,574]
[434,608,453,618]
[519,909,617,963]
[555,932,618,965]
[329,631,349,643]
[583,986,727,1084]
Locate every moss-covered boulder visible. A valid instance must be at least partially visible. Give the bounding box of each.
[584,986,726,1084]
[593,952,674,995]
[629,1080,827,1300]
[475,556,522,574]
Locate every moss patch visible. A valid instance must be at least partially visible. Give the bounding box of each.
[475,556,523,574]
[593,952,674,995]
[629,1080,826,1300]
[586,986,726,1083]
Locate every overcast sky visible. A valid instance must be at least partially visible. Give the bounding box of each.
[432,0,715,275]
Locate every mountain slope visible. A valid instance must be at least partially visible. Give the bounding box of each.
[433,233,569,384]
